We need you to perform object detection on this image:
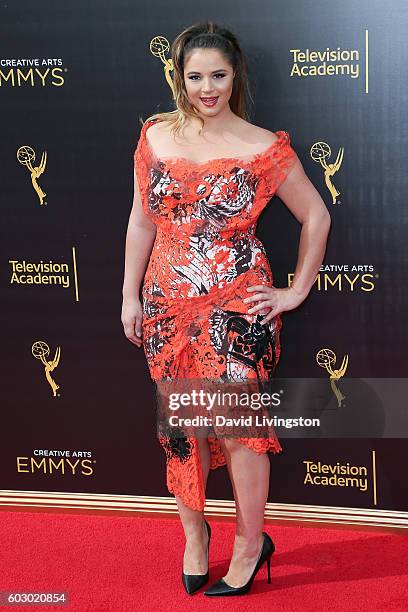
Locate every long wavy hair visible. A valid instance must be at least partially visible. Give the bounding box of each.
[141,21,253,136]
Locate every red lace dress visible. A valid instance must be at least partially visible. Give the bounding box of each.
[134,118,298,511]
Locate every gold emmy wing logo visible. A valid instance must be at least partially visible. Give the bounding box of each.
[150,35,175,97]
[310,140,343,204]
[32,340,61,397]
[17,145,47,205]
[316,348,348,407]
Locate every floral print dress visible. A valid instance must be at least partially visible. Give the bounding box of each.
[134,118,298,511]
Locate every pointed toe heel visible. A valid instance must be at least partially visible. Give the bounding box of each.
[204,531,274,597]
[182,569,209,595]
[181,519,211,595]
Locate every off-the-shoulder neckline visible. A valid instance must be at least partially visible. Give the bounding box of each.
[141,118,289,169]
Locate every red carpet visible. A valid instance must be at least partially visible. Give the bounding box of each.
[1,511,408,611]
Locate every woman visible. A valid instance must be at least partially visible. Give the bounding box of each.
[122,21,330,596]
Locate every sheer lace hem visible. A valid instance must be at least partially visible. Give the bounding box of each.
[161,434,282,512]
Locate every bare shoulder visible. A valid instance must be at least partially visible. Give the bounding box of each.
[237,118,279,147]
[145,119,172,145]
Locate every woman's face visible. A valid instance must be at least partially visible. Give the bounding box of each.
[183,48,235,116]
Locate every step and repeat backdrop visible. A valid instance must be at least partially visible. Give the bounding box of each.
[1,1,407,513]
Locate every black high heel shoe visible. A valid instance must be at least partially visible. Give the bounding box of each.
[204,531,274,596]
[182,519,211,595]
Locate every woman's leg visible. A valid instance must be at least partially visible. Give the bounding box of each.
[176,436,211,574]
[218,438,270,587]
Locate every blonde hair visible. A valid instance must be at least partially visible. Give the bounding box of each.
[140,21,253,137]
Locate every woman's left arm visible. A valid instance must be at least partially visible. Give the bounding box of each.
[244,156,331,324]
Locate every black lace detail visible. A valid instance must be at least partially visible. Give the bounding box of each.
[227,313,277,375]
[159,425,194,464]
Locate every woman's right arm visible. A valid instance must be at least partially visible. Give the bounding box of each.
[121,167,157,348]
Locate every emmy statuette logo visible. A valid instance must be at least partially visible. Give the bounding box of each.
[32,340,61,397]
[310,140,343,205]
[17,145,47,205]
[150,36,175,97]
[316,348,348,407]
